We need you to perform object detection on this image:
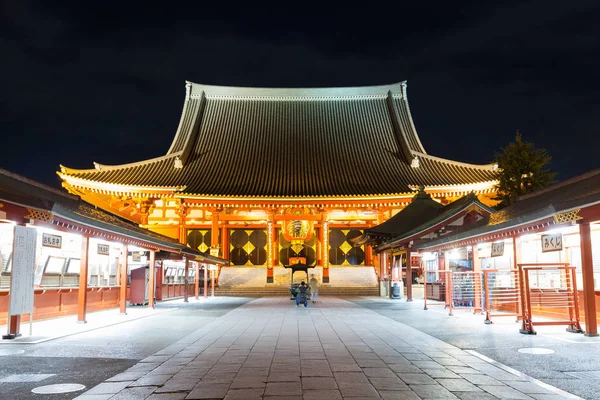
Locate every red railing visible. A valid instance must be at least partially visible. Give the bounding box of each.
[518,263,582,335]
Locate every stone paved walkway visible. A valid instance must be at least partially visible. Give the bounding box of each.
[73,297,579,399]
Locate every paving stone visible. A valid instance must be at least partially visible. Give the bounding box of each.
[154,378,196,392]
[401,353,432,361]
[106,371,147,382]
[72,395,114,400]
[229,376,266,389]
[412,360,446,369]
[223,388,264,399]
[432,357,467,366]
[333,372,370,384]
[127,363,161,372]
[187,382,230,399]
[379,391,421,400]
[84,381,133,395]
[109,386,157,399]
[267,373,301,382]
[436,378,482,392]
[328,363,362,372]
[447,366,485,374]
[355,358,388,368]
[388,364,423,374]
[302,389,343,400]
[505,381,556,394]
[129,374,172,387]
[201,372,236,383]
[421,368,461,379]
[368,377,410,391]
[410,384,459,399]
[397,373,437,385]
[301,376,338,390]
[265,381,302,396]
[362,367,400,378]
[146,393,188,400]
[454,393,501,400]
[460,373,504,385]
[338,383,380,397]
[528,395,570,400]
[479,384,534,399]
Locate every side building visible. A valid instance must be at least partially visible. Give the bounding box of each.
[58,81,499,289]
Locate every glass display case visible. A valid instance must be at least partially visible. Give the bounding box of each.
[40,255,67,286]
[62,257,81,286]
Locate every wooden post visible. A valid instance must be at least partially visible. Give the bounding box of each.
[211,210,220,248]
[119,244,128,314]
[148,250,155,308]
[322,220,329,283]
[221,226,229,261]
[194,262,199,299]
[203,263,208,298]
[211,267,215,297]
[184,258,189,303]
[77,236,89,323]
[472,245,483,313]
[406,247,413,301]
[579,220,598,336]
[267,219,274,283]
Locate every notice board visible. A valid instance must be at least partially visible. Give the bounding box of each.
[9,226,37,316]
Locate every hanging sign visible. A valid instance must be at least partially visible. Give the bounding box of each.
[97,243,110,255]
[541,233,563,252]
[9,226,37,315]
[491,242,505,257]
[42,233,62,249]
[210,248,219,257]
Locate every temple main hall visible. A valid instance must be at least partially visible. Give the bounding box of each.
[58,81,499,288]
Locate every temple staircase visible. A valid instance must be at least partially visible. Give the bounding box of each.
[215,266,379,297]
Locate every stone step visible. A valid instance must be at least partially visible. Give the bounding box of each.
[214,287,379,297]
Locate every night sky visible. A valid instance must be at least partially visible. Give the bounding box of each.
[2,2,599,189]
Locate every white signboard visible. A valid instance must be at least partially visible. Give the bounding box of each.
[97,243,110,255]
[9,226,37,315]
[42,233,62,249]
[207,264,219,270]
[541,233,563,253]
[491,242,505,257]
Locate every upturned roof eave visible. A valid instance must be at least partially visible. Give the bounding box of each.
[376,196,496,252]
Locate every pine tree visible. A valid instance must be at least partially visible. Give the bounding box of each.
[493,131,557,209]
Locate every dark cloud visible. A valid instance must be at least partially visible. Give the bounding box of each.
[1,1,599,187]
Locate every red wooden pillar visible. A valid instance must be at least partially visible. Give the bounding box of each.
[119,244,128,314]
[267,219,274,283]
[322,220,329,283]
[472,245,483,313]
[184,258,189,303]
[211,267,215,297]
[203,264,208,298]
[148,250,155,309]
[406,247,413,301]
[579,221,598,336]
[194,262,199,299]
[77,236,89,323]
[221,226,229,261]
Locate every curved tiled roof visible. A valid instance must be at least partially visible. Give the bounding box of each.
[59,81,498,198]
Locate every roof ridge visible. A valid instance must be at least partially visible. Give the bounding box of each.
[187,81,407,98]
[60,152,182,175]
[411,151,499,170]
[518,168,600,200]
[0,168,79,201]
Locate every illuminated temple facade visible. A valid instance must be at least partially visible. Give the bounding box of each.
[58,81,499,286]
